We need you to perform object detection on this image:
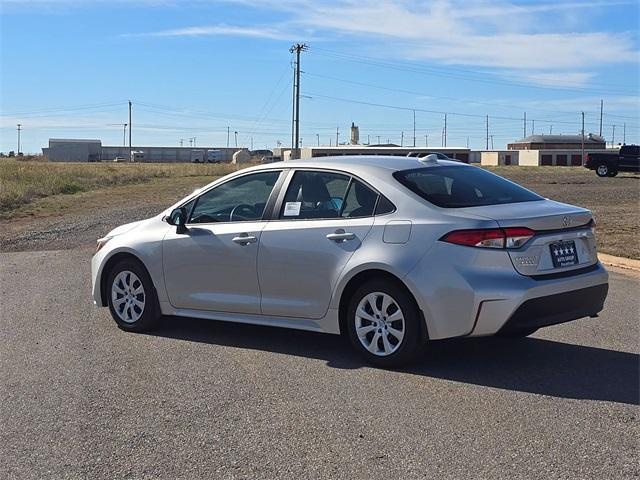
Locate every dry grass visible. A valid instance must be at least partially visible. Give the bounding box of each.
[0,160,240,214]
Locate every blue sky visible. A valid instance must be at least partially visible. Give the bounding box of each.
[1,0,639,153]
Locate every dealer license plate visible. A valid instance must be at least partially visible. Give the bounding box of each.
[550,240,579,268]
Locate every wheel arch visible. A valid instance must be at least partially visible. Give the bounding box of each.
[99,251,155,307]
[337,268,428,341]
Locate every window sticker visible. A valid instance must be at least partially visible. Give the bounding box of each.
[283,202,302,216]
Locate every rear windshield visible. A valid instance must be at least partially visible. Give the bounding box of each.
[393,166,543,208]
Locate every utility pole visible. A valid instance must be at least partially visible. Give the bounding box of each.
[523,112,527,138]
[443,114,447,147]
[599,99,603,137]
[128,101,132,161]
[227,127,230,148]
[367,134,370,145]
[612,125,616,147]
[486,115,489,150]
[401,131,404,147]
[581,111,585,162]
[549,125,552,134]
[289,43,308,159]
[317,133,320,146]
[425,134,428,147]
[377,135,381,144]
[336,126,339,146]
[234,131,238,148]
[193,137,197,147]
[189,138,193,147]
[180,139,184,147]
[412,109,416,147]
[466,136,469,148]
[531,119,535,135]
[490,135,494,150]
[623,123,626,144]
[251,137,254,150]
[122,123,127,147]
[16,124,21,155]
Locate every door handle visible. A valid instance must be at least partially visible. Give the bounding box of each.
[232,234,257,245]
[326,229,356,242]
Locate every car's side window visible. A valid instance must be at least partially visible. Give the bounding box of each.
[189,171,280,224]
[280,171,350,219]
[341,180,378,218]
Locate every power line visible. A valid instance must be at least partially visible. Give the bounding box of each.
[309,48,635,96]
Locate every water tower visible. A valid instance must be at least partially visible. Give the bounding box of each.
[350,122,360,145]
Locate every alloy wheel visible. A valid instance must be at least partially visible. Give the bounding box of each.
[596,164,608,176]
[111,270,146,324]
[354,292,405,356]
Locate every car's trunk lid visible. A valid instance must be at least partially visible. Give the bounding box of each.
[462,199,597,276]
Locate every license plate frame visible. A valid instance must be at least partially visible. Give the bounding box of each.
[549,240,579,268]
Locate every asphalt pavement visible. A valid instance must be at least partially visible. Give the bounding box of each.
[1,248,638,479]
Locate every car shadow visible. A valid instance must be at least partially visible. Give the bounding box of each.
[149,316,639,406]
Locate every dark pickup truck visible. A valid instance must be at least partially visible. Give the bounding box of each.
[584,145,640,177]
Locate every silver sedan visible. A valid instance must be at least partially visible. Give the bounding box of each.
[91,156,609,367]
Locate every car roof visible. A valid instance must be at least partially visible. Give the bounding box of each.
[248,155,469,175]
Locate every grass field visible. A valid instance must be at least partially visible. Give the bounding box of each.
[0,160,239,214]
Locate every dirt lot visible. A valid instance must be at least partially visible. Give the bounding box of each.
[487,167,639,259]
[0,164,638,258]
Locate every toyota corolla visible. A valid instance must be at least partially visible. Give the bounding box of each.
[91,156,608,366]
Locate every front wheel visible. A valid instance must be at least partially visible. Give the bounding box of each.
[347,280,423,367]
[107,259,160,332]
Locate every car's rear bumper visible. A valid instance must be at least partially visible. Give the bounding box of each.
[404,241,609,339]
[497,283,608,335]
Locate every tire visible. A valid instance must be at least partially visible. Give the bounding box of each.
[346,279,423,368]
[496,327,539,338]
[607,169,618,177]
[596,163,609,177]
[106,259,160,332]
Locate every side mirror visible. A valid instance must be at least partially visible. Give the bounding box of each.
[167,207,188,234]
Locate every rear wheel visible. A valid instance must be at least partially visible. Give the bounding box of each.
[107,259,160,332]
[596,163,609,177]
[347,280,423,367]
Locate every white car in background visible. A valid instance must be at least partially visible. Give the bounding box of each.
[91,155,608,367]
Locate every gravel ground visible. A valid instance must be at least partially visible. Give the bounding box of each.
[0,249,638,479]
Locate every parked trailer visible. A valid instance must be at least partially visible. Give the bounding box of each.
[190,149,205,163]
[206,149,223,163]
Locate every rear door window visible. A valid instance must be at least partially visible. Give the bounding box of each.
[341,180,378,218]
[280,171,350,219]
[394,166,542,208]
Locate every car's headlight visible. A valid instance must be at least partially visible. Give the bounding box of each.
[95,236,113,253]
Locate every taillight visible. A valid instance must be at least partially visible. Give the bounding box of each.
[441,227,535,249]
[503,227,535,248]
[583,153,589,165]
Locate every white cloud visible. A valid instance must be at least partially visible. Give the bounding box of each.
[128,24,293,40]
[9,0,637,88]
